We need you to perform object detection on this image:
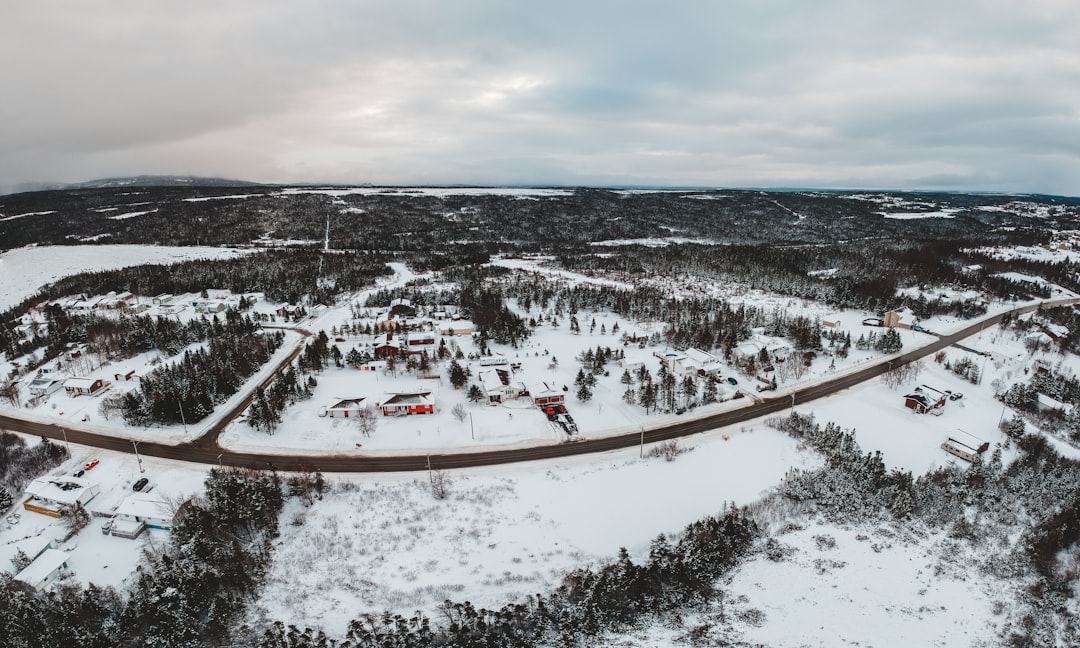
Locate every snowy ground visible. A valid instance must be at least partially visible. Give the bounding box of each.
[249,424,818,635]
[0,244,253,311]
[0,442,208,590]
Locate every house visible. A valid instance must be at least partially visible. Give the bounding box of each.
[479,369,514,404]
[405,332,436,349]
[531,382,565,406]
[1039,323,1070,343]
[821,315,842,329]
[358,360,387,372]
[152,293,174,305]
[108,492,176,538]
[23,475,100,517]
[438,320,476,336]
[380,391,434,416]
[884,307,918,330]
[320,398,367,418]
[100,291,133,310]
[0,535,53,575]
[373,340,401,359]
[193,298,228,314]
[28,378,63,397]
[14,549,71,590]
[684,348,725,376]
[623,332,650,344]
[389,298,415,317]
[904,385,947,415]
[63,377,106,396]
[125,302,150,314]
[941,432,990,462]
[479,354,510,367]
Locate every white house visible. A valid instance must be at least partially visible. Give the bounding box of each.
[438,320,476,336]
[23,475,100,517]
[319,398,367,418]
[28,378,63,397]
[683,348,725,376]
[0,535,53,575]
[478,369,514,404]
[14,549,71,590]
[113,492,175,531]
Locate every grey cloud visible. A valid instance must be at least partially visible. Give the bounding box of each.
[1,1,1079,194]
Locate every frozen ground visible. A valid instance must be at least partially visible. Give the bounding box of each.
[249,424,818,635]
[0,244,253,310]
[0,441,208,590]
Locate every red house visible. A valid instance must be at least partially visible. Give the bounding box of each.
[380,391,434,416]
[904,386,946,415]
[531,382,565,406]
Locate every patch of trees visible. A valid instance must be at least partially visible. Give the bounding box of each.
[108,316,284,425]
[0,433,69,511]
[0,250,391,357]
[771,413,1080,646]
[0,468,286,647]
[250,507,758,648]
[4,185,1069,255]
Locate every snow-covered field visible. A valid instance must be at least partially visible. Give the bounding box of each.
[250,424,817,634]
[0,244,253,310]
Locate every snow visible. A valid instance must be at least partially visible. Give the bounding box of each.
[878,209,960,219]
[726,523,998,647]
[251,425,818,634]
[0,210,55,222]
[107,210,157,220]
[0,244,254,311]
[588,237,721,247]
[1,440,208,591]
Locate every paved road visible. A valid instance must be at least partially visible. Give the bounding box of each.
[2,298,1075,473]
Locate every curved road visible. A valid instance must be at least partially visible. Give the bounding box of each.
[2,298,1074,473]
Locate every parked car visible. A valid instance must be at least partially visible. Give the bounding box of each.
[72,469,84,478]
[726,377,739,385]
[949,391,964,401]
[83,459,100,471]
[132,477,149,492]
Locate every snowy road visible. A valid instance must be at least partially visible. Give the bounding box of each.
[3,296,1076,472]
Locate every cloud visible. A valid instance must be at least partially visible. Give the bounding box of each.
[1,1,1079,194]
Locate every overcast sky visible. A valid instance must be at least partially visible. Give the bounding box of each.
[2,1,1079,194]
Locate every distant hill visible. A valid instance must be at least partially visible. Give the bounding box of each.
[12,175,259,193]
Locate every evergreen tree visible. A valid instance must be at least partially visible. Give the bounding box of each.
[467,384,484,403]
[577,383,592,402]
[449,359,468,389]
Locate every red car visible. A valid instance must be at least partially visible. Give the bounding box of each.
[83,459,100,471]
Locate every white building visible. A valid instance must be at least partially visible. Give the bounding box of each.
[14,549,71,590]
[0,535,53,575]
[23,475,100,517]
[319,398,367,418]
[28,378,63,397]
[113,492,175,531]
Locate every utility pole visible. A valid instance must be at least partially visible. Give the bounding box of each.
[639,425,645,459]
[178,399,188,434]
[60,427,70,455]
[217,453,223,469]
[131,439,144,473]
[790,392,796,415]
[470,413,475,440]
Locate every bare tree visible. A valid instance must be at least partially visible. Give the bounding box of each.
[451,403,468,423]
[882,359,924,389]
[356,404,379,437]
[0,380,20,407]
